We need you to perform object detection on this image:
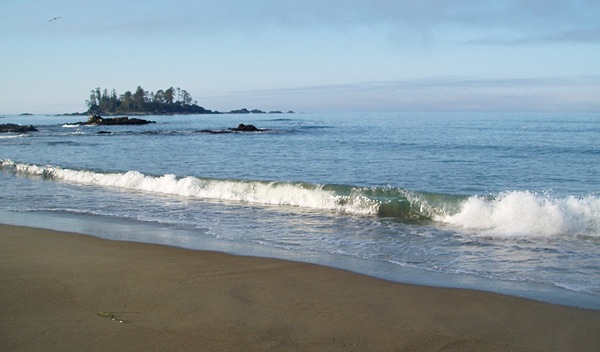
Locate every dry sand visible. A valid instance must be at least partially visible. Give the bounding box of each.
[1,224,599,351]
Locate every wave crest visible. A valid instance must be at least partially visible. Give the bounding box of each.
[437,191,600,238]
[3,159,600,237]
[1,160,383,216]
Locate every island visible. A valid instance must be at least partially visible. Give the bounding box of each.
[85,86,293,116]
[86,86,217,115]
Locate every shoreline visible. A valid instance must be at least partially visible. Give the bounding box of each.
[2,223,600,351]
[2,209,599,311]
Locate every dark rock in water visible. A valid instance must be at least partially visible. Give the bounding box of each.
[196,123,268,134]
[97,130,113,134]
[231,123,262,132]
[85,115,155,125]
[228,108,251,114]
[0,123,38,133]
[227,108,268,114]
[196,129,230,134]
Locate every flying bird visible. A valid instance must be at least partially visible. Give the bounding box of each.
[49,16,62,23]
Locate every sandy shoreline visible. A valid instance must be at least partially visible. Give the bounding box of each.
[1,224,599,351]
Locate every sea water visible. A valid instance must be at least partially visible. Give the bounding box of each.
[1,112,599,309]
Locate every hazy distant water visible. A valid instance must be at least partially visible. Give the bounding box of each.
[1,111,599,308]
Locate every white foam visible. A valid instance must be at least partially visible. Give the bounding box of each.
[2,160,380,216]
[436,191,600,238]
[0,134,28,139]
[5,160,599,237]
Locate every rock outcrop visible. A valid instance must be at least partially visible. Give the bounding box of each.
[84,115,156,125]
[231,124,262,132]
[0,124,38,133]
[196,124,268,134]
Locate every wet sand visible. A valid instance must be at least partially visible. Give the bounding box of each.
[1,224,599,351]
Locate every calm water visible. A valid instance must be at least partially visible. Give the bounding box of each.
[1,112,599,309]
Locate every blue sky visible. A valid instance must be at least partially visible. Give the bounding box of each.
[1,0,599,113]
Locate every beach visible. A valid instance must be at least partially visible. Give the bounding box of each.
[1,224,599,351]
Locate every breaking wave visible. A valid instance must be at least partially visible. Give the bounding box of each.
[437,191,600,238]
[2,159,599,238]
[1,159,418,217]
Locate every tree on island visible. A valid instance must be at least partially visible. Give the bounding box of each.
[86,86,218,115]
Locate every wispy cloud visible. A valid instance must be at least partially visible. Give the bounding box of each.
[191,1,599,46]
[206,75,600,112]
[23,0,598,46]
[465,28,600,46]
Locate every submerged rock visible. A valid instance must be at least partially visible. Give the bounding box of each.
[0,123,38,133]
[196,123,268,134]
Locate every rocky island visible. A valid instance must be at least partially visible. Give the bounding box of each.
[85,86,292,116]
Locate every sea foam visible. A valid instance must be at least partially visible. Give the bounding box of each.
[437,191,600,238]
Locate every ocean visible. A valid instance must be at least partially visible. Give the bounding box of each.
[1,111,599,309]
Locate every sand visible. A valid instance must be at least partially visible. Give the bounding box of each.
[1,224,599,351]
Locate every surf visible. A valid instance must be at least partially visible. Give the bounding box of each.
[2,159,600,238]
[1,159,448,219]
[437,191,600,238]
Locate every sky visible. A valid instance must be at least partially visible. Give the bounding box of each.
[1,0,599,114]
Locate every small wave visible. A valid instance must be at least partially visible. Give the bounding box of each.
[0,134,29,139]
[436,191,600,238]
